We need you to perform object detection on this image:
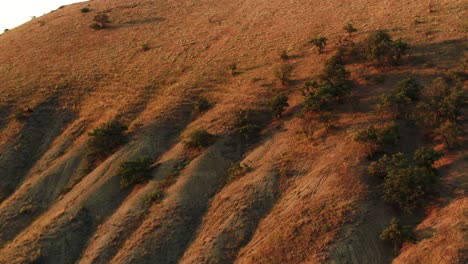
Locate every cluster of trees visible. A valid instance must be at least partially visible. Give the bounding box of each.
[377,76,464,148]
[369,147,443,213]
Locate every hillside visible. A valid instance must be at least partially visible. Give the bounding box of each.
[0,0,466,263]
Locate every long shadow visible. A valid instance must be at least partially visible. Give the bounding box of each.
[113,17,166,28]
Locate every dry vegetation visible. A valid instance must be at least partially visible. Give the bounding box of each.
[0,0,466,263]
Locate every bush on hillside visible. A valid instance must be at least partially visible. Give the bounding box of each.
[376,78,422,119]
[380,218,415,255]
[193,97,212,114]
[91,13,111,29]
[184,129,214,149]
[344,23,357,36]
[275,63,293,86]
[354,123,399,156]
[144,189,164,207]
[309,36,327,54]
[302,54,352,112]
[81,7,91,13]
[365,30,408,66]
[369,147,442,213]
[229,62,238,76]
[416,77,464,147]
[270,94,289,119]
[118,157,153,189]
[233,109,263,140]
[87,120,128,161]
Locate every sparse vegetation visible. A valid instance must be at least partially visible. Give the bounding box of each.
[229,62,237,75]
[145,189,164,207]
[91,13,111,29]
[227,162,252,182]
[184,129,214,149]
[87,120,128,161]
[233,109,263,140]
[344,23,357,36]
[364,30,408,66]
[309,36,327,53]
[141,43,150,51]
[81,7,91,13]
[274,63,293,86]
[279,50,289,60]
[270,94,289,119]
[380,218,415,255]
[118,157,153,189]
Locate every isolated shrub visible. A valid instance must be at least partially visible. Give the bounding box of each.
[87,120,128,160]
[193,97,212,114]
[279,50,289,60]
[119,157,152,189]
[145,189,164,206]
[309,36,327,53]
[377,78,422,119]
[275,63,293,86]
[141,43,150,51]
[369,148,442,213]
[91,13,110,29]
[227,162,252,182]
[354,123,399,156]
[233,109,262,140]
[229,62,237,76]
[365,30,408,66]
[184,129,214,149]
[81,7,91,13]
[270,94,289,119]
[380,218,415,255]
[344,23,357,36]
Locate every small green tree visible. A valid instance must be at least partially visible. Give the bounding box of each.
[302,54,352,113]
[309,36,327,53]
[416,77,464,147]
[91,13,110,29]
[118,157,153,189]
[435,121,463,149]
[344,23,357,36]
[233,109,262,140]
[184,129,214,149]
[87,120,128,161]
[275,63,293,86]
[380,218,414,255]
[270,94,289,119]
[365,30,408,66]
[376,78,422,119]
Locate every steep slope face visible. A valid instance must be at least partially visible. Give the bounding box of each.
[0,0,466,263]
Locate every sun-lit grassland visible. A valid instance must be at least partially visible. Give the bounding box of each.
[0,0,466,263]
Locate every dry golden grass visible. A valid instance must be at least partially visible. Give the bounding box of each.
[0,0,466,263]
